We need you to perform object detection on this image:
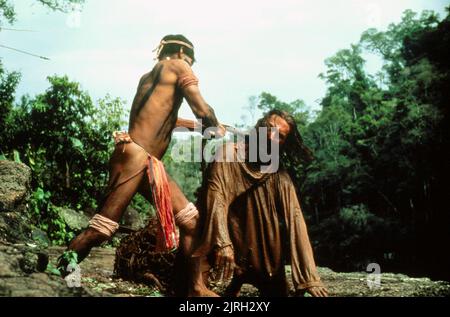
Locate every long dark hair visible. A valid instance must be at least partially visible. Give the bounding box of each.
[255,109,314,188]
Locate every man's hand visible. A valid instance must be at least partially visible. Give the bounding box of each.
[206,124,226,138]
[216,124,226,138]
[307,286,328,297]
[213,245,234,281]
[297,286,328,297]
[297,286,329,297]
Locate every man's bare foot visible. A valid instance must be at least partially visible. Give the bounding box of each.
[188,285,220,297]
[57,250,79,278]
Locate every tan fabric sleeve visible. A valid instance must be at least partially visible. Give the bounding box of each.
[278,172,324,290]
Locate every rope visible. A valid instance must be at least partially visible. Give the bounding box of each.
[0,44,50,60]
[0,27,36,32]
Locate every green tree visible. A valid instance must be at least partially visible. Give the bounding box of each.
[302,8,450,279]
[0,0,84,25]
[256,92,310,129]
[2,75,127,244]
[0,61,20,146]
[3,75,127,210]
[360,9,440,86]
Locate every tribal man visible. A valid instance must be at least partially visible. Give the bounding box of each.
[192,110,328,297]
[58,34,225,297]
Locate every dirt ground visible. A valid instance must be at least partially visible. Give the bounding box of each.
[47,246,450,297]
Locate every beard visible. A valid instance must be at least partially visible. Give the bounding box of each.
[243,131,284,166]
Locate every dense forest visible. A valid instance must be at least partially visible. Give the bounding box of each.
[303,8,450,280]
[1,4,449,281]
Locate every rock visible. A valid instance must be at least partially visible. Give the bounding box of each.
[0,160,31,213]
[0,241,94,297]
[0,211,32,243]
[0,241,48,276]
[313,267,450,297]
[19,250,49,274]
[122,207,145,231]
[31,228,51,248]
[0,243,22,278]
[0,161,96,297]
[0,273,92,297]
[0,160,33,243]
[56,207,90,231]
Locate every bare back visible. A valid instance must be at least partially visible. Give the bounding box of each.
[128,59,186,158]
[128,56,222,160]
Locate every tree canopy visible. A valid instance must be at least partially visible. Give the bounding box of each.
[247,8,450,279]
[0,0,84,25]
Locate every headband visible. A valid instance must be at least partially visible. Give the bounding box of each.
[153,39,194,59]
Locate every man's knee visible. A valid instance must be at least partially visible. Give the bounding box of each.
[87,214,120,243]
[175,202,200,234]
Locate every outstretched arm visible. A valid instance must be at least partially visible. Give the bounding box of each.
[278,172,328,297]
[183,85,222,129]
[173,60,226,137]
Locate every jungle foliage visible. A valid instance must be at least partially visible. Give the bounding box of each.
[1,7,449,279]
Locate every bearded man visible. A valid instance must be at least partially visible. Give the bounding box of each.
[191,110,328,297]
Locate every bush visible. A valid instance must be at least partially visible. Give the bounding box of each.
[309,204,401,272]
[1,75,127,244]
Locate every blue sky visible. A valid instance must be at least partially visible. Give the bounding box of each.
[1,0,448,126]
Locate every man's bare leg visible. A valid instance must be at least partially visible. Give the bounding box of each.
[168,175,218,297]
[139,174,217,296]
[61,170,145,268]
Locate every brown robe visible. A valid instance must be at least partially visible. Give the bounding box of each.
[193,143,323,294]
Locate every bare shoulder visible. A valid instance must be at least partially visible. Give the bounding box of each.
[138,71,151,85]
[137,61,171,86]
[166,59,194,76]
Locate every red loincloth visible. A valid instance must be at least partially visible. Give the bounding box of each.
[109,131,178,252]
